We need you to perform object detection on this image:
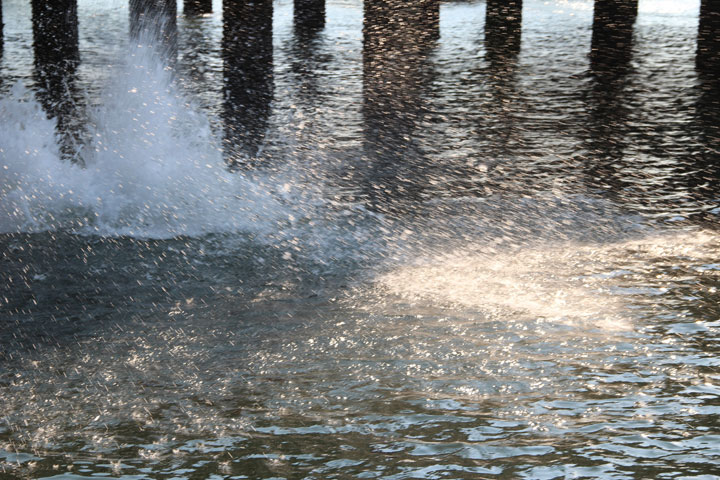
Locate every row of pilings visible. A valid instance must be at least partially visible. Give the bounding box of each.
[1,0,719,165]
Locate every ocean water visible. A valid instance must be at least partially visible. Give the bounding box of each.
[1,0,719,478]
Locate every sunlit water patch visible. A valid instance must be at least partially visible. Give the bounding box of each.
[375,229,720,329]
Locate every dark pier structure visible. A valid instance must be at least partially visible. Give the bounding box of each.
[361,0,439,209]
[184,0,213,15]
[223,0,274,163]
[1,0,4,59]
[485,0,522,68]
[698,0,720,75]
[31,0,82,161]
[590,0,638,74]
[14,0,720,165]
[295,0,326,39]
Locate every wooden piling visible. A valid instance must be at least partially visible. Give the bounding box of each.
[485,0,522,66]
[294,0,325,38]
[184,0,212,15]
[590,0,638,74]
[0,0,4,58]
[697,0,720,74]
[223,0,274,162]
[31,0,82,160]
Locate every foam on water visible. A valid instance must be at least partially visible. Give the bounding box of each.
[0,45,285,238]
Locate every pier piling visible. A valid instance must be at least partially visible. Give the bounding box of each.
[184,0,212,15]
[698,0,720,74]
[590,0,638,74]
[31,0,82,161]
[485,0,523,67]
[223,0,274,162]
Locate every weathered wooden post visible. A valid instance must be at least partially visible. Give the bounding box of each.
[185,0,212,15]
[223,0,274,163]
[485,0,522,67]
[294,0,325,38]
[697,0,720,75]
[130,0,178,60]
[1,0,4,59]
[590,0,638,74]
[362,0,439,210]
[31,0,82,160]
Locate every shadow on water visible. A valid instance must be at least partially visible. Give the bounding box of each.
[475,0,524,188]
[294,0,325,41]
[0,230,360,374]
[582,62,635,200]
[580,1,720,226]
[581,0,637,205]
[177,9,221,103]
[287,1,332,162]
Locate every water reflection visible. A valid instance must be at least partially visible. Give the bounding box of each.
[184,0,212,16]
[485,0,522,70]
[294,0,325,40]
[287,6,331,162]
[583,67,633,198]
[691,75,720,225]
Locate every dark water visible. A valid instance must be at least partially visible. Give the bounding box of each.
[1,0,720,478]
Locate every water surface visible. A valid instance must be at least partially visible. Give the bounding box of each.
[1,0,719,478]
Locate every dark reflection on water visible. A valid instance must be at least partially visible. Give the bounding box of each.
[2,1,720,479]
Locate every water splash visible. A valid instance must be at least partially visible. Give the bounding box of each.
[0,45,284,238]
